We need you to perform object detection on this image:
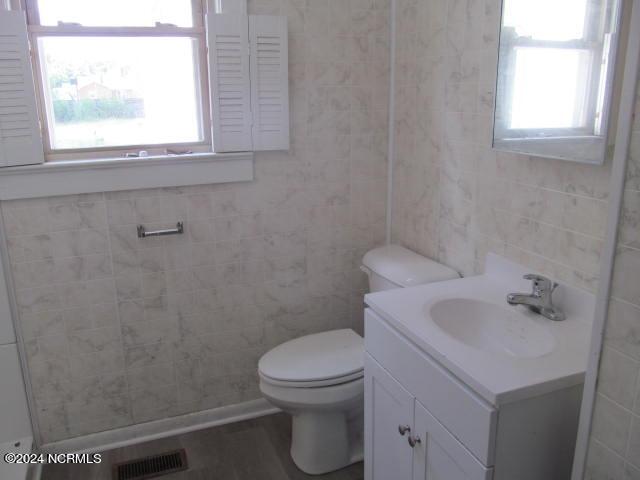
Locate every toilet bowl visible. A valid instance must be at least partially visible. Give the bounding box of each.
[259,329,364,475]
[258,245,459,474]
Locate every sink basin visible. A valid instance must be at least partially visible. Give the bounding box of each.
[365,254,595,404]
[428,298,556,358]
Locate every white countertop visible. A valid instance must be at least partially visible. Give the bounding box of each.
[364,254,595,406]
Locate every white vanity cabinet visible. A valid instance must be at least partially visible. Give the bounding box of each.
[365,354,414,480]
[364,308,582,480]
[365,355,492,480]
[412,400,491,480]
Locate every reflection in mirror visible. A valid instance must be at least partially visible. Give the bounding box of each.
[493,0,622,164]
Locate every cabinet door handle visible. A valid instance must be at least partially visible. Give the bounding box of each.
[398,425,411,436]
[408,435,421,447]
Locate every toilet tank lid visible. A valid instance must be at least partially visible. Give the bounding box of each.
[362,245,459,287]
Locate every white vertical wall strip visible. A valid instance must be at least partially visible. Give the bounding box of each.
[385,0,397,245]
[0,230,14,344]
[570,1,640,477]
[0,210,36,444]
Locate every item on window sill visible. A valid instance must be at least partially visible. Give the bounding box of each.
[165,148,194,155]
[57,21,82,27]
[124,150,149,158]
[137,222,184,239]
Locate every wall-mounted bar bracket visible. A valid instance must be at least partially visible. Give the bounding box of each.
[137,222,184,239]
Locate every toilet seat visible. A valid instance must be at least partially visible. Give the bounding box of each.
[259,369,364,388]
[258,329,364,388]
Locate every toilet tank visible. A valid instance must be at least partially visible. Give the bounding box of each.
[361,245,460,292]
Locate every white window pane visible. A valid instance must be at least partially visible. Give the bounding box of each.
[39,37,203,150]
[503,0,588,41]
[36,0,193,27]
[510,47,591,130]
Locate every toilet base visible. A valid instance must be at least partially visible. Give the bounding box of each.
[290,410,362,475]
[258,371,364,475]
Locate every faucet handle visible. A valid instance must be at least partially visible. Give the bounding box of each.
[523,274,556,294]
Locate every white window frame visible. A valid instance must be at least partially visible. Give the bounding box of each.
[21,0,213,161]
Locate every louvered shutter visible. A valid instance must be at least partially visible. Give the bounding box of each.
[0,10,44,167]
[207,12,253,152]
[249,15,289,151]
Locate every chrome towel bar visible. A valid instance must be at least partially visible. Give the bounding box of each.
[137,222,184,238]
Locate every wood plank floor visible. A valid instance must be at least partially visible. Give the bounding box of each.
[41,413,364,480]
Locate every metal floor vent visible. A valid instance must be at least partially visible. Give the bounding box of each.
[113,449,188,480]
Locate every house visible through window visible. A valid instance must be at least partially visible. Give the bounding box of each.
[25,0,210,157]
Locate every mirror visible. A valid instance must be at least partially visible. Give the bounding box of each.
[493,0,623,164]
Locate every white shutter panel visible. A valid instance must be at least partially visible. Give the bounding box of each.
[207,12,253,152]
[0,11,44,167]
[249,15,289,151]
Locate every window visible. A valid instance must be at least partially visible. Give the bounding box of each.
[0,1,289,168]
[25,0,210,158]
[496,0,615,137]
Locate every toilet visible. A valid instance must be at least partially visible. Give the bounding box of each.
[258,245,459,474]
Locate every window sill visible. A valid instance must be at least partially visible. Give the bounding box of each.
[0,152,254,201]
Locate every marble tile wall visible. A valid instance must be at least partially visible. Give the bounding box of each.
[584,65,640,480]
[391,0,612,291]
[2,0,390,444]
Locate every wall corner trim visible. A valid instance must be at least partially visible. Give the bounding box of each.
[385,0,397,245]
[570,0,640,477]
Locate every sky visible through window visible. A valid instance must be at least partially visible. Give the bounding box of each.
[504,0,591,130]
[510,48,590,130]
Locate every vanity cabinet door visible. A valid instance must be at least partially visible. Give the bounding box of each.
[412,401,493,480]
[365,354,415,480]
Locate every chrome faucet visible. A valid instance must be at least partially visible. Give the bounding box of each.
[507,274,566,321]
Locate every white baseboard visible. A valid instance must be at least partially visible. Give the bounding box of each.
[39,398,279,455]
